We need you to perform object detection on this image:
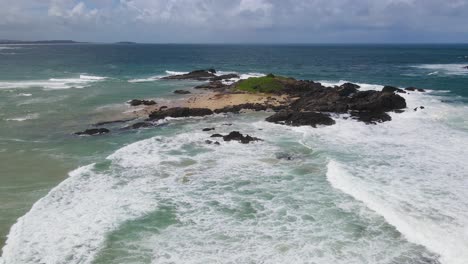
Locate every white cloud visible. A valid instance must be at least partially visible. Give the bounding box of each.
[0,0,467,42]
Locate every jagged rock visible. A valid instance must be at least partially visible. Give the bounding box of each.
[75,128,110,136]
[382,86,406,94]
[161,69,216,80]
[414,106,425,111]
[159,106,168,111]
[350,111,391,124]
[405,87,426,92]
[275,152,293,160]
[174,90,191,94]
[128,99,157,106]
[340,82,361,90]
[211,74,239,81]
[214,103,287,114]
[202,127,215,131]
[337,83,361,97]
[148,107,213,121]
[214,103,268,113]
[286,83,406,115]
[222,131,262,144]
[266,111,335,127]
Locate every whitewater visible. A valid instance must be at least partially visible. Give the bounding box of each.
[1,81,467,264]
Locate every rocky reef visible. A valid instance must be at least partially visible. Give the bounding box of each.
[77,69,428,136]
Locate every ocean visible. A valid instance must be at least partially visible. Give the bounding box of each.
[0,44,467,264]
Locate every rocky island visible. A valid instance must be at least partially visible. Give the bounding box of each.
[78,69,426,141]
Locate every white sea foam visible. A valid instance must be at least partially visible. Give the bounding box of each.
[128,70,265,84]
[2,85,465,264]
[413,64,468,76]
[5,113,39,122]
[220,72,266,84]
[128,76,162,83]
[165,70,188,75]
[17,93,32,97]
[0,75,107,90]
[319,80,384,91]
[293,88,468,264]
[128,71,188,83]
[0,47,20,50]
[1,115,435,264]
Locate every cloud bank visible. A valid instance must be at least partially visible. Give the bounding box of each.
[1,0,467,43]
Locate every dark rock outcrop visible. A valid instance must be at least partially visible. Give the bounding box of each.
[222,131,262,144]
[462,66,468,69]
[210,134,223,138]
[93,118,135,127]
[194,81,228,90]
[266,111,335,127]
[405,87,426,92]
[161,70,216,80]
[337,83,361,97]
[382,86,406,94]
[128,99,157,106]
[350,111,391,124]
[211,74,239,81]
[148,107,213,121]
[202,127,215,131]
[291,88,406,114]
[75,128,110,136]
[174,90,191,94]
[214,103,269,114]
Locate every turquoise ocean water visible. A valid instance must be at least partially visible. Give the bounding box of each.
[0,44,467,264]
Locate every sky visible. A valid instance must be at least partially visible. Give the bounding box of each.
[0,0,467,43]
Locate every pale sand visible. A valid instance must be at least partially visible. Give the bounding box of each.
[182,92,289,110]
[93,92,290,124]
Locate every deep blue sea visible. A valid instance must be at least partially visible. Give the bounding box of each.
[0,44,467,264]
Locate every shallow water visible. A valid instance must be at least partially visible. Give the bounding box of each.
[0,44,467,264]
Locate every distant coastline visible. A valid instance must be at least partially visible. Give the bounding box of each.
[0,40,82,44]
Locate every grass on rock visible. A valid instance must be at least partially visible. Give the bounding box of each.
[235,75,287,93]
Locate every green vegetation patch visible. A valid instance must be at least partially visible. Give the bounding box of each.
[235,75,286,93]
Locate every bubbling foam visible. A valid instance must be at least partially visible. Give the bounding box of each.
[0,75,107,90]
[297,88,468,264]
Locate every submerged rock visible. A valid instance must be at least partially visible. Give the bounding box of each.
[128,99,157,106]
[174,90,191,94]
[202,127,215,131]
[222,131,262,144]
[75,128,110,136]
[128,122,155,129]
[405,87,426,92]
[266,111,335,127]
[148,107,213,121]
